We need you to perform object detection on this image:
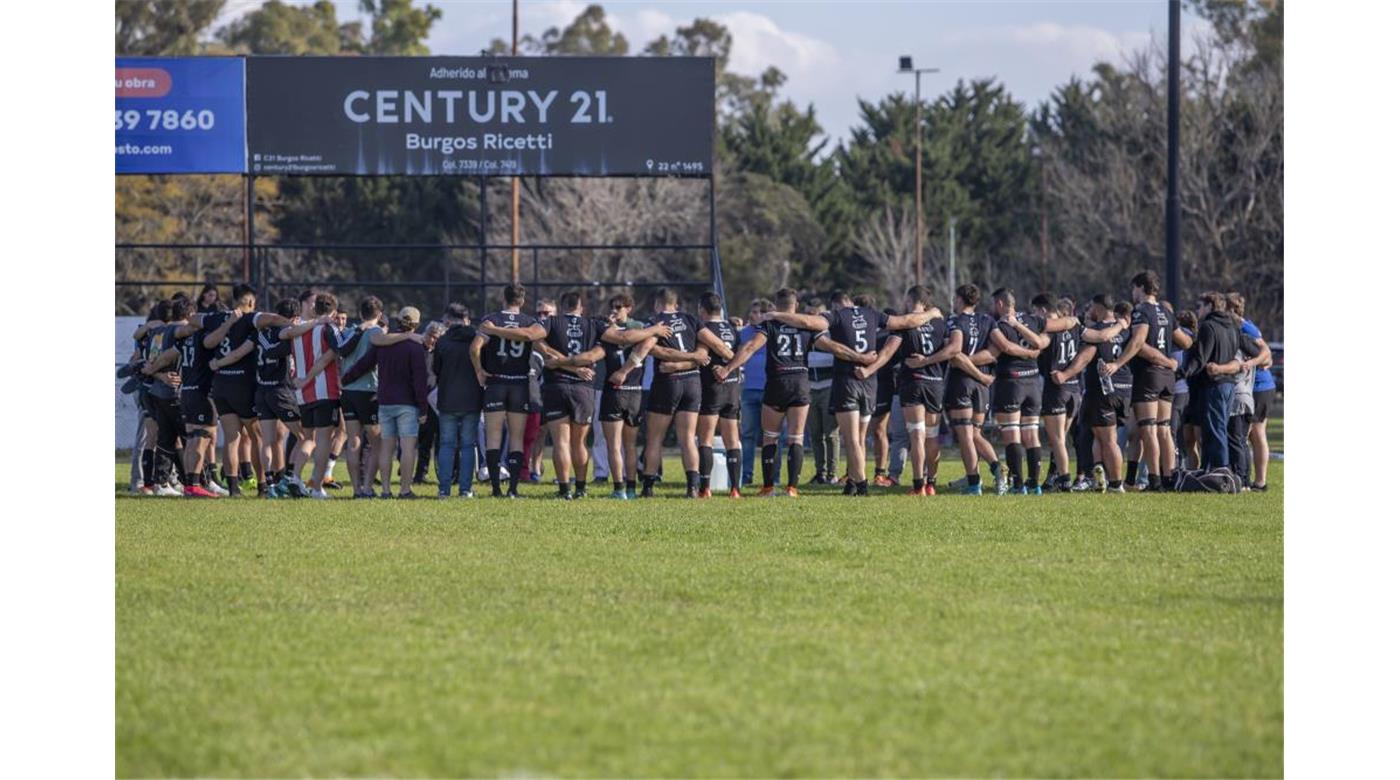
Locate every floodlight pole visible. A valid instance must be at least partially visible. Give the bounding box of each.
[510,0,521,285]
[898,60,938,290]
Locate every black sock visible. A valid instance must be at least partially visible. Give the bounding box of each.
[284,437,297,471]
[265,470,277,485]
[969,473,981,487]
[875,467,888,477]
[238,462,253,481]
[1109,479,1123,489]
[1125,460,1139,484]
[1148,473,1161,490]
[855,480,869,495]
[141,450,155,487]
[698,446,714,489]
[761,443,777,488]
[726,450,741,490]
[685,470,699,494]
[486,449,502,493]
[506,451,524,492]
[574,478,586,495]
[786,444,804,488]
[626,478,637,494]
[613,480,624,493]
[558,482,570,497]
[1026,446,1042,487]
[641,474,656,497]
[912,477,925,491]
[1005,443,1025,487]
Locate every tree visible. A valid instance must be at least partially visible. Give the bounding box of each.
[116,0,225,56]
[490,4,627,55]
[219,0,362,55]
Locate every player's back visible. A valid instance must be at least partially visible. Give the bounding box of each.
[481,310,537,382]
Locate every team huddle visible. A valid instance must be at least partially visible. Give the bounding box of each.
[123,270,1274,500]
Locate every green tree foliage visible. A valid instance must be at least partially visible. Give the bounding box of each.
[491,4,628,56]
[116,0,226,56]
[218,0,362,55]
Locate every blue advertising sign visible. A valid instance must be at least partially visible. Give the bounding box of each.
[116,57,246,174]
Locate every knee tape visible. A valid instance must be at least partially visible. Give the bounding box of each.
[186,428,212,440]
[763,430,781,441]
[1137,417,1158,428]
[907,420,926,433]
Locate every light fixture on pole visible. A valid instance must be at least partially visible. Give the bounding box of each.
[898,56,938,290]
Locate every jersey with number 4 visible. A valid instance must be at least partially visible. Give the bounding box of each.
[1129,302,1177,372]
[481,311,538,383]
[762,320,820,376]
[823,306,890,379]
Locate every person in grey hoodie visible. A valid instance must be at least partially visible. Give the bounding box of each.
[431,303,483,498]
[1180,291,1264,471]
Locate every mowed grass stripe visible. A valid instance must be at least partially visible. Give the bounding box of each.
[117,459,1282,777]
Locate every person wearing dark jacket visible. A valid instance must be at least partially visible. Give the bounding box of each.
[1180,292,1262,471]
[432,303,483,498]
[344,307,431,498]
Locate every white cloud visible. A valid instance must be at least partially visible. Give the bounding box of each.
[713,10,840,76]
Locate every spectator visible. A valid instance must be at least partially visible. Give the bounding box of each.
[804,297,838,484]
[432,304,482,498]
[1181,292,1261,472]
[344,306,431,498]
[738,298,778,486]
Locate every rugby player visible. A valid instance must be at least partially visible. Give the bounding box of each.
[253,298,302,497]
[943,285,1005,495]
[137,300,186,496]
[638,288,726,499]
[718,288,847,496]
[1100,271,1192,491]
[1058,294,1130,492]
[201,284,293,496]
[893,285,957,496]
[595,294,667,499]
[867,301,900,487]
[533,292,606,500]
[285,292,343,499]
[767,289,940,495]
[972,288,1080,494]
[1033,295,1084,492]
[471,284,548,498]
[694,292,742,498]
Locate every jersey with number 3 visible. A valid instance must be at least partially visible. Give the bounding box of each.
[481,311,538,383]
[539,313,602,385]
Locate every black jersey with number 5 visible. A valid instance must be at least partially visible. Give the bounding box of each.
[823,305,890,378]
[897,317,950,382]
[761,320,820,375]
[1129,301,1177,371]
[481,310,538,383]
[540,313,602,385]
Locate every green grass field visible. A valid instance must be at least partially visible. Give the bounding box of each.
[117,446,1283,777]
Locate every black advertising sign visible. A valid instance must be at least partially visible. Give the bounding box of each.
[246,56,714,176]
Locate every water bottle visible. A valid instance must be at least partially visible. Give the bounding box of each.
[1096,359,1115,396]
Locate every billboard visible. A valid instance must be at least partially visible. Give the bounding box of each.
[116,57,246,174]
[245,56,714,176]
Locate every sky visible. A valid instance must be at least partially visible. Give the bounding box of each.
[214,0,1213,142]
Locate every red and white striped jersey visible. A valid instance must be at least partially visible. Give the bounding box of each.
[292,324,341,404]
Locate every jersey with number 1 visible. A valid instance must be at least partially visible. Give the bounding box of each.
[649,311,702,379]
[481,310,538,384]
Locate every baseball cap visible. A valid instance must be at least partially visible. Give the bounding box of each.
[397,306,421,325]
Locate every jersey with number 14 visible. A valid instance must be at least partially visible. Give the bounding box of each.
[480,310,538,383]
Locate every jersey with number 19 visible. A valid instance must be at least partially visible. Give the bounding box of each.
[480,310,538,413]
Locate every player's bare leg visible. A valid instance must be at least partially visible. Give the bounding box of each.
[971,412,1000,478]
[641,411,673,497]
[1019,415,1043,493]
[217,413,243,492]
[871,411,891,486]
[757,405,785,496]
[673,410,701,497]
[1248,417,1269,489]
[310,426,334,490]
[1155,399,1177,488]
[696,412,719,498]
[603,419,626,490]
[1043,413,1069,489]
[781,406,810,495]
[1093,423,1124,492]
[903,404,927,495]
[835,409,869,494]
[720,415,744,497]
[482,410,508,496]
[569,421,592,498]
[996,411,1023,493]
[925,412,943,491]
[948,408,980,491]
[1131,401,1160,489]
[547,418,574,497]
